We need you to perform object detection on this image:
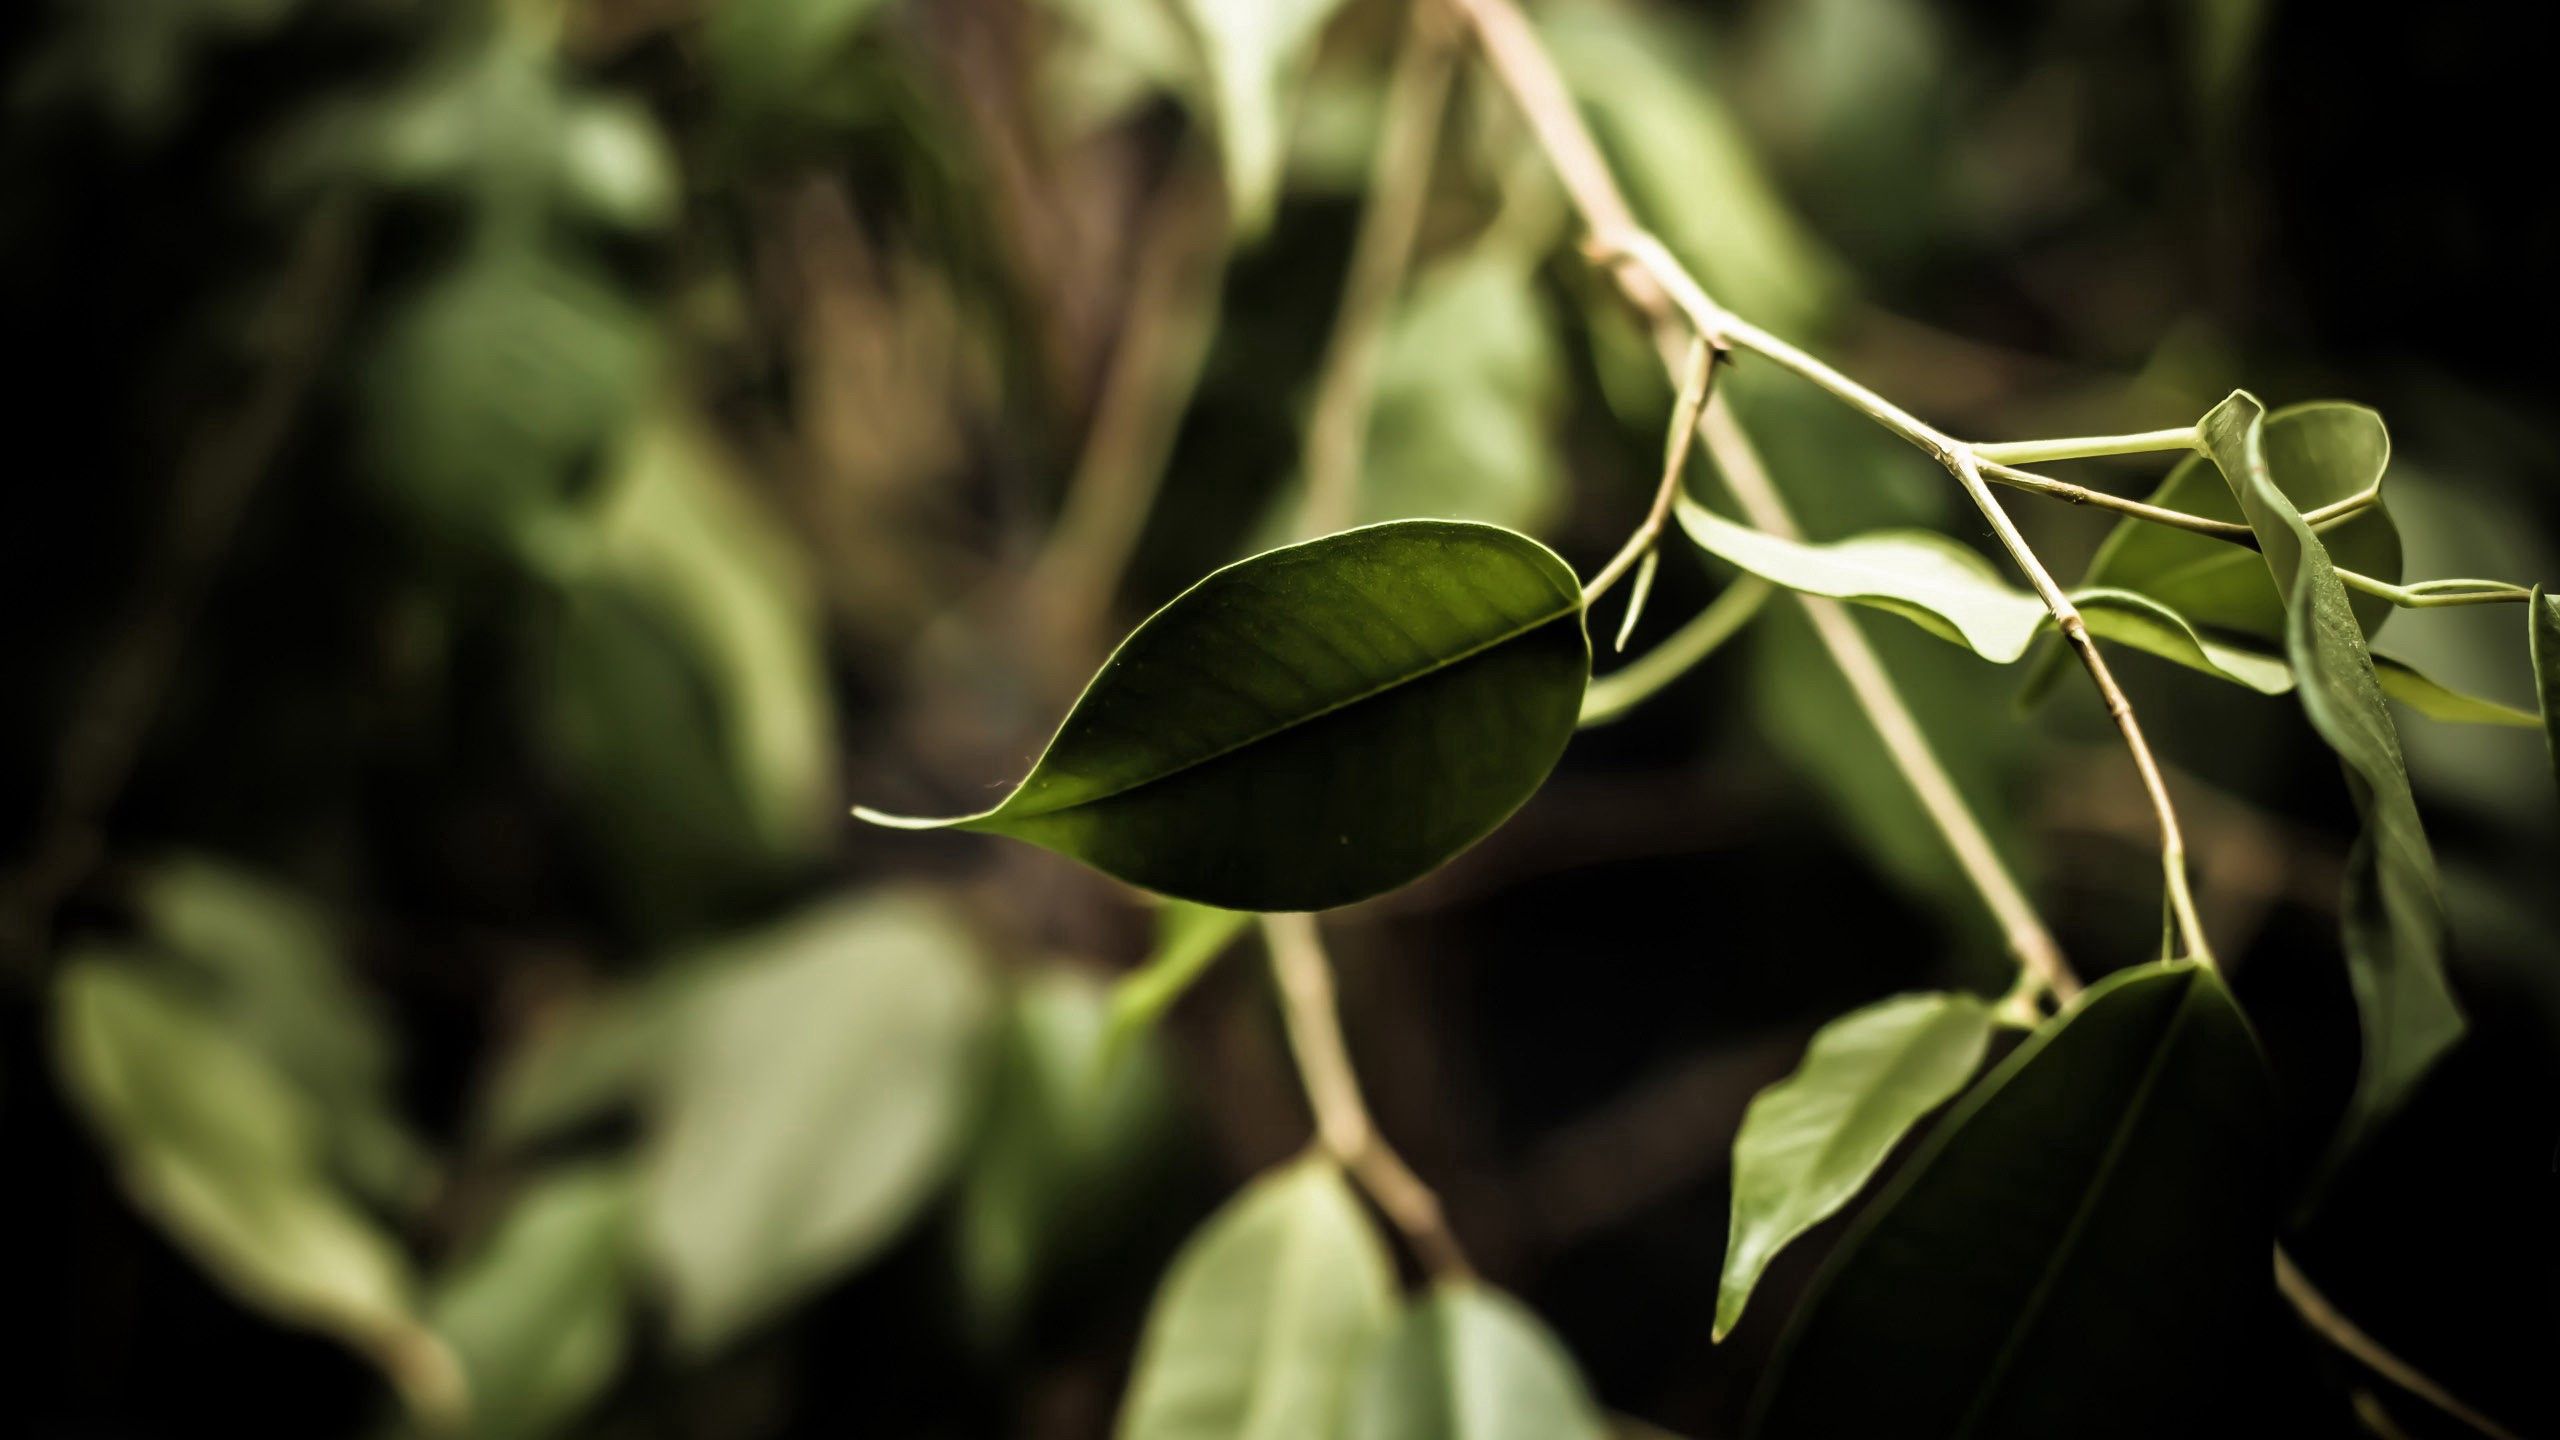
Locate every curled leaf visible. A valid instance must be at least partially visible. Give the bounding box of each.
[1678,498,2044,662]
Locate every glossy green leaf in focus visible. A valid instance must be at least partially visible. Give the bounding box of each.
[1750,963,2276,1440]
[1117,1157,1395,1440]
[1716,992,1995,1343]
[2067,587,2295,694]
[641,892,993,1352]
[859,521,1590,912]
[2372,655,2542,727]
[957,969,1180,1340]
[2534,586,2560,796]
[2199,390,2462,1159]
[1172,0,1353,238]
[2075,401,2402,641]
[1344,1283,1609,1440]
[54,955,461,1422]
[427,1166,638,1440]
[1102,901,1253,1069]
[1678,498,2045,662]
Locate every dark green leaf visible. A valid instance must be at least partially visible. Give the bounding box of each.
[860,521,1590,911]
[641,893,993,1351]
[1117,1157,1396,1440]
[2199,391,2462,1157]
[1678,498,2044,661]
[2534,586,2560,797]
[1751,963,2276,1440]
[1716,992,1995,1342]
[54,955,461,1421]
[1345,1283,1609,1440]
[2075,401,2401,641]
[428,1166,637,1440]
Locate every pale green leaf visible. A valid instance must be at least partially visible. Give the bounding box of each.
[1173,0,1353,237]
[54,955,460,1421]
[2373,655,2541,727]
[1117,1157,1396,1440]
[641,892,993,1351]
[860,521,1590,912]
[2069,587,2295,695]
[428,1166,637,1440]
[2533,587,2560,797]
[1678,499,2046,662]
[1103,901,1254,1067]
[1716,992,1995,1343]
[1752,963,2276,1439]
[1345,1282,1609,1440]
[2198,390,2461,1158]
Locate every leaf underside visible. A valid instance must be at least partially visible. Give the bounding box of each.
[1344,1282,1609,1440]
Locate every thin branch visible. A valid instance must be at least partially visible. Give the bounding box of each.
[2276,1249,2522,1440]
[1298,0,1460,540]
[1978,458,2259,543]
[1974,426,2200,465]
[1447,0,2072,999]
[1584,334,1717,606]
[1260,913,1474,1278]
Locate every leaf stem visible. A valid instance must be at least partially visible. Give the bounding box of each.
[1973,427,2200,465]
[1298,0,1459,540]
[1260,913,1474,1279]
[1584,334,1718,607]
[1580,577,1772,727]
[2275,1248,2522,1440]
[1976,459,2258,543]
[2335,572,2536,608]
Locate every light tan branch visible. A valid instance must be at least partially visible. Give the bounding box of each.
[1584,334,1718,606]
[1260,913,1473,1278]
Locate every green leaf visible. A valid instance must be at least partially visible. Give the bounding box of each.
[2198,391,2462,1158]
[2373,655,2541,727]
[1716,992,1996,1343]
[1103,901,1254,1067]
[640,892,993,1352]
[1750,963,2276,1440]
[707,0,895,130]
[1359,252,1568,532]
[956,969,1180,1339]
[1677,499,2045,662]
[2069,587,2295,695]
[477,970,694,1152]
[2074,401,2402,642]
[54,955,461,1422]
[428,1166,637,1440]
[1344,1282,1610,1440]
[1117,1157,1396,1440]
[859,521,1590,912]
[1171,0,1353,238]
[2534,586,2560,797]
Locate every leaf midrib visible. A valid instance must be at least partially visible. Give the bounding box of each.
[1001,586,1580,823]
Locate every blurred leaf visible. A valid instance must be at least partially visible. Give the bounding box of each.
[2076,403,2402,642]
[1341,1276,1597,1434]
[2537,587,2560,797]
[362,250,654,550]
[478,973,694,1152]
[1103,901,1253,1067]
[859,521,1590,912]
[1751,963,2275,1439]
[707,0,896,132]
[12,0,300,135]
[1344,1282,1609,1440]
[2198,390,2461,1162]
[1171,0,1353,237]
[1036,0,1198,134]
[1361,252,1569,531]
[1678,499,2045,662]
[54,955,460,1422]
[641,892,993,1352]
[1117,1157,1395,1440]
[956,968,1180,1338]
[1745,0,1949,258]
[428,1166,637,1440]
[1716,992,1994,1343]
[134,858,431,1208]
[1543,0,1841,334]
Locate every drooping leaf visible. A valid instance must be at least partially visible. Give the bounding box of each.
[2068,587,2295,695]
[956,969,1180,1339]
[1678,498,2045,662]
[1344,1283,1610,1440]
[2075,401,2401,642]
[859,521,1590,912]
[1750,963,2276,1440]
[641,892,993,1352]
[427,1166,638,1440]
[2199,390,2462,1158]
[1117,1158,1396,1440]
[54,955,461,1422]
[1716,992,1996,1343]
[1171,0,1353,238]
[1103,901,1254,1067]
[2372,655,2541,727]
[134,857,431,1207]
[2534,586,2560,797]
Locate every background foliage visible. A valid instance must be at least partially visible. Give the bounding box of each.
[5,0,2556,1435]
